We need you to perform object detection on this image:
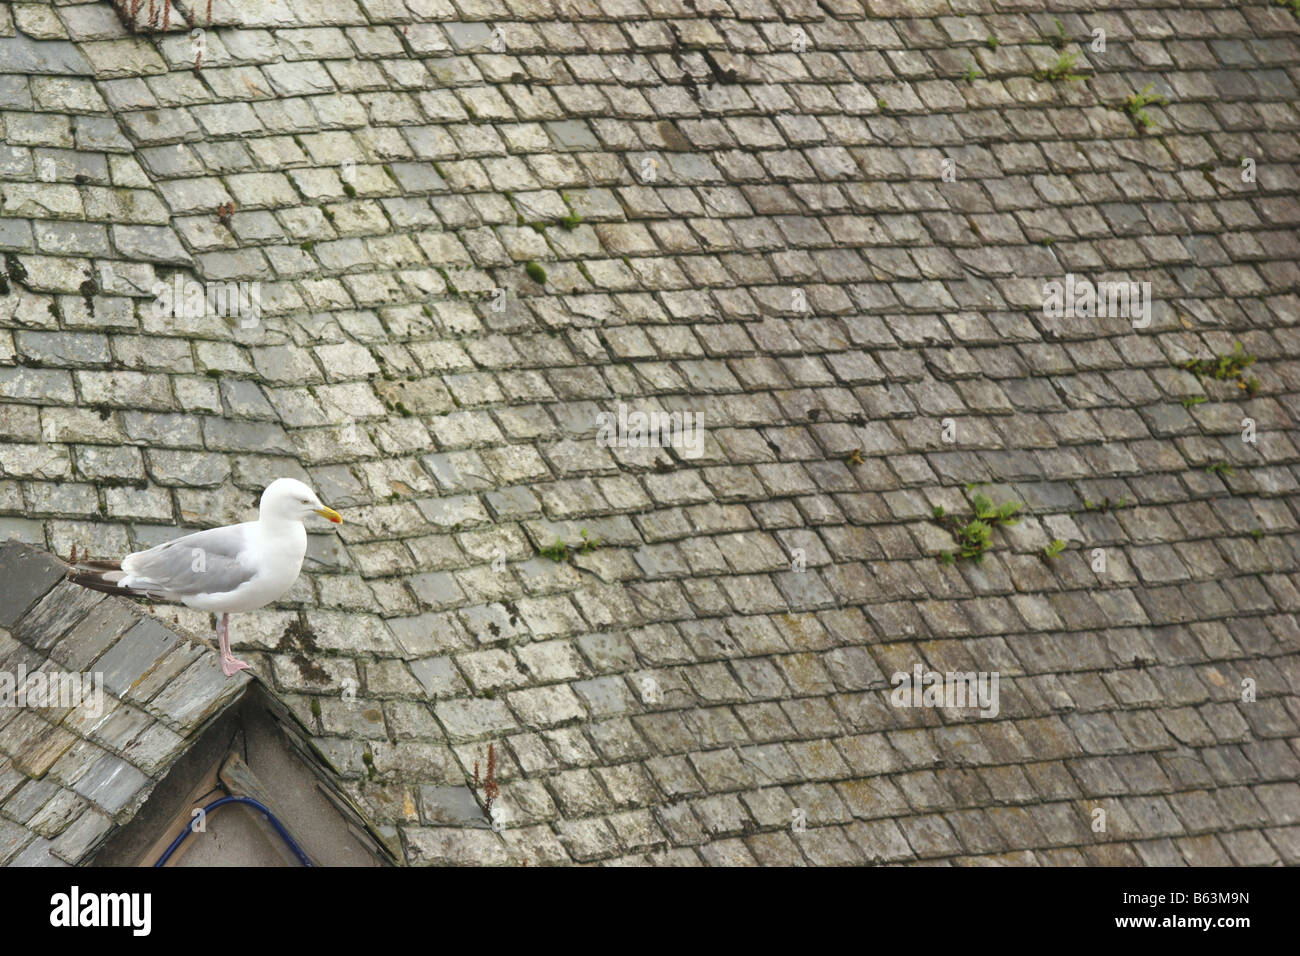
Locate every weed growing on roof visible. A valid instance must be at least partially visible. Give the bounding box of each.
[471,744,500,821]
[933,493,1023,564]
[1049,17,1070,49]
[1043,539,1066,559]
[986,35,1000,50]
[963,63,981,83]
[1123,84,1168,130]
[1205,461,1235,478]
[1035,51,1084,82]
[1276,0,1300,18]
[1181,395,1208,408]
[845,448,865,466]
[1081,496,1131,513]
[1179,341,1259,395]
[539,529,601,563]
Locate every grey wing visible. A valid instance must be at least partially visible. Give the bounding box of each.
[120,524,258,597]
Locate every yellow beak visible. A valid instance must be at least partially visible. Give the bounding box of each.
[314,506,343,524]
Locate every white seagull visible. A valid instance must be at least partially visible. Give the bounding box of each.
[66,478,342,677]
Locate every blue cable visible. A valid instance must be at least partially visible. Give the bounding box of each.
[153,795,313,867]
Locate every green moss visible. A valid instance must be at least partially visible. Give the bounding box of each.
[525,260,547,285]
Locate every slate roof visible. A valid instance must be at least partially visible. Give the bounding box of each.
[0,541,253,865]
[1,0,1299,866]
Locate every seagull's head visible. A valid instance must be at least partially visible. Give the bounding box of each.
[260,478,342,525]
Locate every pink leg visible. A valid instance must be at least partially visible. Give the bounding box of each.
[218,613,249,677]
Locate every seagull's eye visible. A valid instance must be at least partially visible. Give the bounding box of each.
[301,498,310,504]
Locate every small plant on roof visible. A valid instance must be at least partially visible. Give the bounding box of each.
[472,743,500,821]
[1205,461,1234,478]
[1179,341,1259,395]
[1048,16,1069,49]
[932,492,1023,564]
[1123,84,1168,130]
[539,538,567,562]
[525,260,547,285]
[1081,496,1131,513]
[1043,538,1066,559]
[576,528,601,555]
[963,62,981,83]
[986,35,1000,50]
[1035,50,1084,82]
[845,448,865,466]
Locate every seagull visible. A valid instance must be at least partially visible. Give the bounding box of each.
[66,478,342,677]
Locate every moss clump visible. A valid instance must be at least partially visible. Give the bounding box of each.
[525,261,547,285]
